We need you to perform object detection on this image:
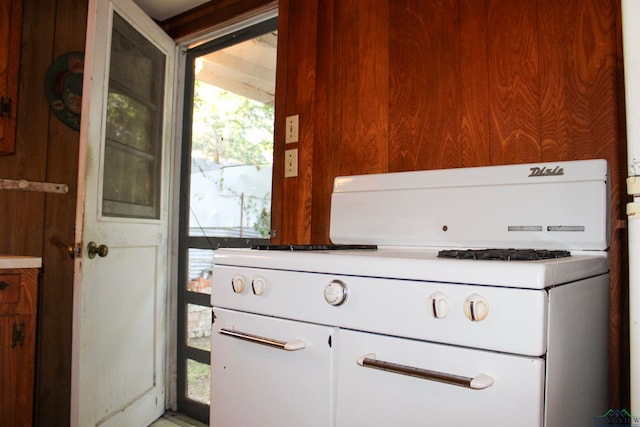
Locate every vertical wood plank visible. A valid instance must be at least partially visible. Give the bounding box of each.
[311,0,338,243]
[487,0,540,164]
[538,0,577,161]
[389,0,460,172]
[279,0,318,243]
[35,0,87,424]
[539,0,619,162]
[459,0,491,167]
[0,0,23,154]
[338,0,389,176]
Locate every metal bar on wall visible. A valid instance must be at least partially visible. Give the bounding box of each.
[0,178,69,194]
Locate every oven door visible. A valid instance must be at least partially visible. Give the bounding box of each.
[336,329,545,427]
[211,308,337,427]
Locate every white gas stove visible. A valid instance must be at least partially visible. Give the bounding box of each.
[210,159,611,427]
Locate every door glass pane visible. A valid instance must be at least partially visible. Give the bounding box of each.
[103,12,165,219]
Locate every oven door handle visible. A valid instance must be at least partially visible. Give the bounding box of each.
[218,328,306,351]
[357,353,494,390]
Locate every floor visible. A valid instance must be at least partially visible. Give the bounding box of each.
[149,412,208,427]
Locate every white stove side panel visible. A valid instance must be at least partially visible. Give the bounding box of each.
[544,274,610,425]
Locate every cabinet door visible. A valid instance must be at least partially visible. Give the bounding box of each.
[0,269,37,427]
[0,0,23,155]
[0,315,34,427]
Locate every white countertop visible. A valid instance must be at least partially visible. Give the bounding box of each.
[0,256,42,269]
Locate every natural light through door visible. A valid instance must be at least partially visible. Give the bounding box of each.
[177,16,277,423]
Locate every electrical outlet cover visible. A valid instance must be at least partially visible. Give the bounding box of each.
[285,148,298,177]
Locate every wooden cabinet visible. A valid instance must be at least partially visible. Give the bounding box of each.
[0,0,23,155]
[0,261,39,426]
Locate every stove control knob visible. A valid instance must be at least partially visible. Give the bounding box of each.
[231,275,246,293]
[464,293,489,321]
[324,280,348,306]
[429,291,450,318]
[252,276,266,295]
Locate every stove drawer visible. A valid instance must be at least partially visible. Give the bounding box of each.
[211,308,337,427]
[336,329,544,427]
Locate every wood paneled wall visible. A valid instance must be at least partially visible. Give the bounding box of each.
[272,0,628,408]
[0,0,629,423]
[0,0,87,424]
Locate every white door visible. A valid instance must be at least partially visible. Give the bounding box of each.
[71,0,175,425]
[622,0,640,418]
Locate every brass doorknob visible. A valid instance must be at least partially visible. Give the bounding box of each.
[87,241,109,259]
[67,244,78,259]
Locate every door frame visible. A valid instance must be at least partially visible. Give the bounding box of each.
[171,12,278,422]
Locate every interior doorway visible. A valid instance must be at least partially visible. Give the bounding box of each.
[176,15,278,423]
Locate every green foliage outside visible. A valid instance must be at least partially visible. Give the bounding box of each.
[191,80,274,237]
[192,80,274,165]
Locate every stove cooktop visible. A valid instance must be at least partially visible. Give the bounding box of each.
[251,244,378,251]
[437,248,571,261]
[251,245,571,261]
[214,245,608,289]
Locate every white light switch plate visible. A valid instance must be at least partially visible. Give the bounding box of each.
[285,115,299,143]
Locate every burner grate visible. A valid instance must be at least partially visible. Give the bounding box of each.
[437,248,571,261]
[251,244,378,251]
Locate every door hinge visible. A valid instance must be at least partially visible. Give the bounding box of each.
[0,97,11,118]
[628,177,640,197]
[12,322,25,348]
